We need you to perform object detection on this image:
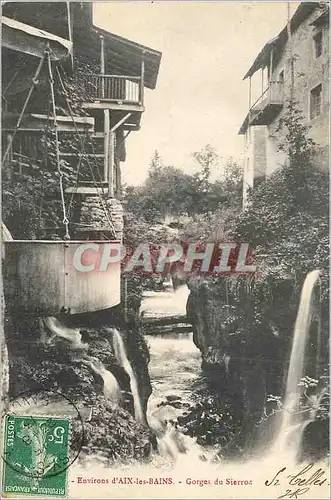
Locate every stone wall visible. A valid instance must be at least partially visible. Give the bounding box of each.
[79,195,124,240]
[267,6,329,174]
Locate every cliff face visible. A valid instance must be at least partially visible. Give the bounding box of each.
[186,275,299,448]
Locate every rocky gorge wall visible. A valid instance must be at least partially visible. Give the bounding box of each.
[186,273,329,452]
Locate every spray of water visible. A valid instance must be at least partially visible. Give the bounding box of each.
[112,329,145,423]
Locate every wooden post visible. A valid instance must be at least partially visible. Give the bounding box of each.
[104,109,110,184]
[0,275,9,413]
[123,275,128,324]
[248,76,252,109]
[108,130,115,198]
[261,68,264,95]
[100,35,105,99]
[1,223,12,412]
[248,76,252,126]
[66,2,73,69]
[5,134,13,173]
[140,51,145,106]
[115,157,121,199]
[269,47,273,84]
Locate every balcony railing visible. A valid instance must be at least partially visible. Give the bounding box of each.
[82,74,143,105]
[249,80,284,126]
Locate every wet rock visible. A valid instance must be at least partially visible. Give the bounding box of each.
[169,401,184,409]
[300,419,329,462]
[166,394,182,402]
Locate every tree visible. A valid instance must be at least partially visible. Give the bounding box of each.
[149,150,163,178]
[193,144,219,186]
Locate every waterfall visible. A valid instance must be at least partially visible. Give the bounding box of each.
[43,316,88,350]
[140,285,189,317]
[83,359,122,404]
[272,270,321,457]
[112,329,144,423]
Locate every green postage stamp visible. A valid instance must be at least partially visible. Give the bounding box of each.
[2,414,70,497]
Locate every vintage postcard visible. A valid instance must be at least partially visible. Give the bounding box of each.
[0,1,330,499]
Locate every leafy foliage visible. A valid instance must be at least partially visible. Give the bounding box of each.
[122,148,243,314]
[124,147,243,223]
[176,393,241,448]
[2,57,99,239]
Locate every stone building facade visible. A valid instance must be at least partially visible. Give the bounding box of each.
[239,3,329,208]
[242,126,267,207]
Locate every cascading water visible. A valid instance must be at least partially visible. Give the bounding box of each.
[44,316,122,404]
[143,285,207,462]
[112,328,145,423]
[271,270,322,458]
[83,359,122,403]
[140,283,190,318]
[43,316,88,350]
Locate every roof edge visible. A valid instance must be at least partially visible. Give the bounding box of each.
[243,2,319,80]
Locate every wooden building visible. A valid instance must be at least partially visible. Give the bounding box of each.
[1,2,162,314]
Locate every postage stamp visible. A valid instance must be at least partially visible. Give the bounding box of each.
[2,414,70,497]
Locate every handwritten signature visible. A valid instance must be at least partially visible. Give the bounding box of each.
[265,463,328,499]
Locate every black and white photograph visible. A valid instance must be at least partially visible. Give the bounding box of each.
[0,1,330,498]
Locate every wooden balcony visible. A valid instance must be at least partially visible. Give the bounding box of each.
[81,74,144,112]
[2,113,94,133]
[248,80,284,126]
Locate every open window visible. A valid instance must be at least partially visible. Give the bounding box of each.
[313,31,323,58]
[310,83,322,120]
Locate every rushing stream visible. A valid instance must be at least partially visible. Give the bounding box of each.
[142,286,209,462]
[9,275,329,498]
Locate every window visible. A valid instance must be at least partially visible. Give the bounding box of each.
[313,31,323,58]
[279,70,284,83]
[310,84,322,119]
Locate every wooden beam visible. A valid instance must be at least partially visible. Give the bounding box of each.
[115,157,121,199]
[141,314,189,326]
[110,113,132,132]
[2,113,94,133]
[82,102,144,113]
[92,132,106,138]
[100,35,105,99]
[2,16,72,60]
[59,153,104,157]
[108,130,115,198]
[66,2,74,69]
[65,186,106,195]
[143,324,192,335]
[248,76,252,110]
[269,47,274,83]
[140,51,145,106]
[104,109,110,183]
